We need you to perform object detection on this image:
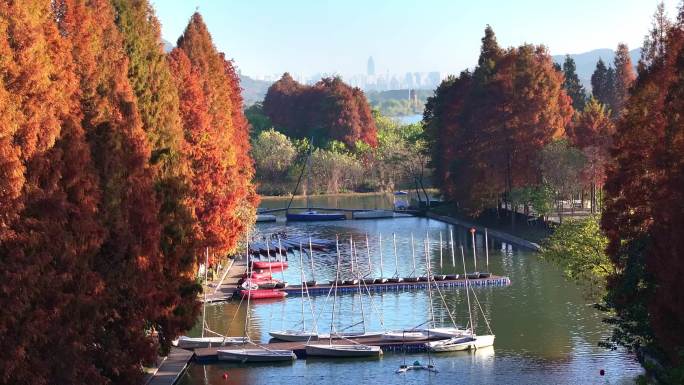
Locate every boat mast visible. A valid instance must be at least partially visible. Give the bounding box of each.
[470,228,477,272]
[450,229,456,267]
[299,242,306,332]
[460,245,474,335]
[365,233,372,277]
[306,137,313,210]
[330,236,342,344]
[485,228,489,273]
[308,237,316,282]
[379,233,384,280]
[425,234,435,327]
[439,232,443,269]
[393,233,399,278]
[201,247,208,338]
[411,233,416,277]
[356,242,366,334]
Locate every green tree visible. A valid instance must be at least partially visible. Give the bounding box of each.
[252,129,296,180]
[541,216,612,297]
[562,55,587,110]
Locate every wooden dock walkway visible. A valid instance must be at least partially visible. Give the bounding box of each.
[194,335,445,362]
[146,348,194,385]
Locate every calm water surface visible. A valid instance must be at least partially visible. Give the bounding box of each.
[179,195,641,385]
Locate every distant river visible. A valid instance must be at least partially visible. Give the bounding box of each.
[178,196,642,385]
[395,114,423,125]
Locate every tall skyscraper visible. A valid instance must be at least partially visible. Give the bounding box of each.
[367,56,375,76]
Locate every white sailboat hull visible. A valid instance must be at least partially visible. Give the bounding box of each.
[269,330,319,342]
[305,344,383,358]
[381,330,431,341]
[427,327,470,339]
[427,335,495,352]
[217,349,297,362]
[173,336,249,349]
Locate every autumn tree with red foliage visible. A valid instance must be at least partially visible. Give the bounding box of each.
[173,13,257,255]
[601,8,684,380]
[56,0,164,383]
[0,1,105,384]
[424,26,572,214]
[263,74,378,148]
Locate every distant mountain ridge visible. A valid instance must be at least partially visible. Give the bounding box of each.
[552,48,641,91]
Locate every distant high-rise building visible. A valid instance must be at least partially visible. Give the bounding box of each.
[367,56,375,76]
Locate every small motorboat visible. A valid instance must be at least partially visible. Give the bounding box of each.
[217,348,296,362]
[252,260,288,270]
[381,329,432,341]
[286,210,345,222]
[173,336,249,349]
[305,344,383,358]
[426,334,495,352]
[240,289,287,300]
[269,330,319,342]
[396,361,439,374]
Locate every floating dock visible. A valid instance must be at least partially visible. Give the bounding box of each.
[193,335,445,363]
[283,275,511,296]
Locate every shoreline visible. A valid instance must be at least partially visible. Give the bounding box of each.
[426,211,542,252]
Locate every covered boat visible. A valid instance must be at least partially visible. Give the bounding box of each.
[251,260,288,270]
[173,336,248,349]
[381,329,431,342]
[217,348,296,362]
[426,334,495,352]
[269,330,319,342]
[305,344,383,358]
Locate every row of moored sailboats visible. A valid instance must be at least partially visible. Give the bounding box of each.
[175,228,496,361]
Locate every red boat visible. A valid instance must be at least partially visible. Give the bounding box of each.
[251,261,288,270]
[240,289,287,299]
[242,271,272,279]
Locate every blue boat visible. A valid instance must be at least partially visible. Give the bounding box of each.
[286,210,345,221]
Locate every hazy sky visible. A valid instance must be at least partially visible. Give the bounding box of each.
[152,0,679,78]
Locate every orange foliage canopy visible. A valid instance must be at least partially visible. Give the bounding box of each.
[424,27,573,213]
[264,74,378,148]
[173,13,257,255]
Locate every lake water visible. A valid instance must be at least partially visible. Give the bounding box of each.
[178,200,642,385]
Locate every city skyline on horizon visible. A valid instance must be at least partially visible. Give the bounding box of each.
[152,0,675,80]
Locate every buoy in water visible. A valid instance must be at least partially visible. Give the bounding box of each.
[599,369,605,376]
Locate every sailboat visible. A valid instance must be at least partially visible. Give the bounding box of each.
[286,141,345,221]
[175,248,249,349]
[383,235,436,342]
[426,245,495,352]
[402,233,420,282]
[218,236,297,363]
[305,237,383,358]
[269,243,320,342]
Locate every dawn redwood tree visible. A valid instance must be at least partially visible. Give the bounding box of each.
[562,55,587,110]
[175,12,257,254]
[263,74,378,148]
[602,8,684,379]
[424,27,573,215]
[611,43,636,116]
[111,0,200,351]
[56,0,165,383]
[568,98,614,212]
[0,1,105,384]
